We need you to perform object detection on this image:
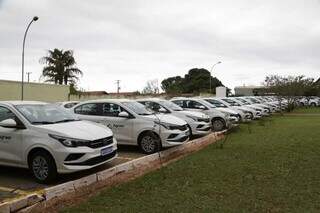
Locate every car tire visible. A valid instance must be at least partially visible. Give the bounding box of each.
[212,118,226,132]
[29,151,57,184]
[187,125,193,137]
[248,112,254,120]
[139,132,161,154]
[311,103,316,107]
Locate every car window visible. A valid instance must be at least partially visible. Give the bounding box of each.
[172,100,184,108]
[0,106,16,122]
[185,100,206,109]
[102,103,126,117]
[74,103,100,116]
[204,99,227,108]
[145,102,168,113]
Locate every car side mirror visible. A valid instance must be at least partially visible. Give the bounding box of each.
[0,119,17,128]
[198,105,206,110]
[118,111,130,118]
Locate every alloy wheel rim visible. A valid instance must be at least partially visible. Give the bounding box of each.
[213,120,224,131]
[141,136,156,153]
[32,156,49,180]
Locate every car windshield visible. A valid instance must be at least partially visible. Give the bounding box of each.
[235,98,250,105]
[122,101,153,115]
[248,98,261,104]
[221,99,241,106]
[159,100,183,111]
[204,99,228,108]
[15,104,79,125]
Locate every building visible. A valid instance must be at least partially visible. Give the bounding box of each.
[0,79,70,102]
[234,86,266,96]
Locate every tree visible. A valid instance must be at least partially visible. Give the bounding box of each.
[161,68,224,94]
[161,76,184,93]
[264,75,315,111]
[142,79,159,94]
[40,49,83,85]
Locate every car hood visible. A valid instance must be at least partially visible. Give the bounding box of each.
[144,114,187,125]
[33,120,113,141]
[178,110,209,119]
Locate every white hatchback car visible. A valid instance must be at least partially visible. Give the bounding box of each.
[71,99,190,154]
[0,101,117,183]
[137,98,211,136]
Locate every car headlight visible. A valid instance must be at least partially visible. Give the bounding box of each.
[154,121,186,130]
[154,121,172,129]
[185,115,197,121]
[49,134,89,147]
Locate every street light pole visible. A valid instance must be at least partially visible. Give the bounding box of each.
[21,16,39,101]
[209,61,221,94]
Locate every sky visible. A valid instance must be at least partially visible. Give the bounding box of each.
[0,0,319,93]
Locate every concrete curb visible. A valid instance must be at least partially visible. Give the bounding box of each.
[1,131,225,213]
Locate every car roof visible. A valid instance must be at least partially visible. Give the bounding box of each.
[137,98,165,102]
[0,101,47,106]
[77,99,135,104]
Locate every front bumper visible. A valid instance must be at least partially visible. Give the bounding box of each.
[56,140,118,174]
[160,126,190,147]
[189,121,211,135]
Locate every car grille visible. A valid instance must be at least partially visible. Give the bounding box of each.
[88,136,113,149]
[64,151,117,166]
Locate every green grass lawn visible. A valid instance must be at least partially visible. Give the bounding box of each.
[293,107,320,114]
[62,111,320,213]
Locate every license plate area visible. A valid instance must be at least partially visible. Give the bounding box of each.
[101,147,113,156]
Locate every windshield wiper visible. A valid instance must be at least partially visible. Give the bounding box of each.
[54,119,79,123]
[32,121,55,125]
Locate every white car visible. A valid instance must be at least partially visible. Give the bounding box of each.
[170,97,235,131]
[137,98,211,136]
[0,101,117,183]
[202,98,253,122]
[220,97,263,119]
[231,97,270,116]
[71,99,190,154]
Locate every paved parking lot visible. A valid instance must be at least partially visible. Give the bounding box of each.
[0,145,146,203]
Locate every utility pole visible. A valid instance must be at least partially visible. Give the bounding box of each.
[26,72,32,82]
[116,80,121,95]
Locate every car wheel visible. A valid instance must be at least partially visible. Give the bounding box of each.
[139,132,161,154]
[29,151,57,183]
[248,112,254,120]
[212,118,225,132]
[311,103,316,107]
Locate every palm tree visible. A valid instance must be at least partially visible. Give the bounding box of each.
[40,49,83,85]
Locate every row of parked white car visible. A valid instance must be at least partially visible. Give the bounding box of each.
[0,96,284,183]
[296,96,320,107]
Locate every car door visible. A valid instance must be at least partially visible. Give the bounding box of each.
[100,103,133,144]
[74,102,133,144]
[0,106,24,165]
